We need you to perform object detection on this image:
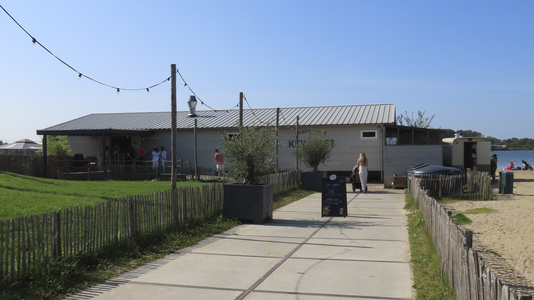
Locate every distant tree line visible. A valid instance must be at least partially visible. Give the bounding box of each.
[397,111,534,150]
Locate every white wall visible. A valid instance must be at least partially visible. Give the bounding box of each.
[384,145,443,188]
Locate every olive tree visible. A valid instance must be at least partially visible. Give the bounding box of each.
[220,124,280,185]
[293,130,334,172]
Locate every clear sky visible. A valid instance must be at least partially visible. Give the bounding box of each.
[1,1,532,144]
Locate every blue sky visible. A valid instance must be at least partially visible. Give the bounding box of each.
[1,1,532,143]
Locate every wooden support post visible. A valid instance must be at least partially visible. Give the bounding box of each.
[42,135,48,178]
[276,107,279,172]
[239,92,243,128]
[465,230,473,248]
[296,116,299,170]
[171,64,177,191]
[194,118,199,180]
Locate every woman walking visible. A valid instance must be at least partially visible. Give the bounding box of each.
[357,152,369,193]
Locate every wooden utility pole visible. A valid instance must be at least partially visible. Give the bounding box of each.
[171,64,177,190]
[296,115,299,170]
[239,92,244,128]
[276,107,279,172]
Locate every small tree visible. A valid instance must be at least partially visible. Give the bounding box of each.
[39,135,72,156]
[293,130,334,172]
[221,124,280,185]
[397,110,435,128]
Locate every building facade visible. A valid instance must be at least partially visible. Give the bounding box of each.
[37,104,445,187]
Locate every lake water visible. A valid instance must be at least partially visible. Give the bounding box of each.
[491,150,534,169]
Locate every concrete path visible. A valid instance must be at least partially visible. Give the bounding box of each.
[65,184,413,300]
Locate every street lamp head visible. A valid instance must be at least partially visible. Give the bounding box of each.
[187,95,197,117]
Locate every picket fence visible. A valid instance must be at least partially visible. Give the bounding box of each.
[0,184,223,284]
[414,170,494,200]
[258,170,301,191]
[410,177,532,300]
[0,170,301,284]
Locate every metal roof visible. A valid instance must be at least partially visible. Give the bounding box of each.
[37,104,396,135]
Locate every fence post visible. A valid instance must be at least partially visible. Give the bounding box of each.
[52,211,61,258]
[128,197,137,237]
[465,231,473,248]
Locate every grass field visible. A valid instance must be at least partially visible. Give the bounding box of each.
[0,171,209,220]
[0,171,313,299]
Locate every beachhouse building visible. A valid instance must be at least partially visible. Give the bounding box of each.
[37,103,445,187]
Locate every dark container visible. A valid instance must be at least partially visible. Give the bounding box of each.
[223,183,274,224]
[301,171,325,192]
[499,171,513,194]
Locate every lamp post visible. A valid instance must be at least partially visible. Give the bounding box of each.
[187,96,199,180]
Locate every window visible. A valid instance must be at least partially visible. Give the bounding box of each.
[360,130,377,139]
[227,133,240,141]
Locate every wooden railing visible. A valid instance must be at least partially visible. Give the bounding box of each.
[410,176,532,300]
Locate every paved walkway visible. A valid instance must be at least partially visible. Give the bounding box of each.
[65,184,413,300]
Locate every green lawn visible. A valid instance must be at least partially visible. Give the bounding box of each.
[0,172,312,300]
[0,171,208,220]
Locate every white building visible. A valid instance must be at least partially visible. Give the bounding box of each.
[37,103,445,187]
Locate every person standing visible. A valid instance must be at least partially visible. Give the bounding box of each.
[357,152,369,193]
[152,147,159,170]
[138,146,145,165]
[490,154,498,181]
[214,148,224,177]
[160,146,167,172]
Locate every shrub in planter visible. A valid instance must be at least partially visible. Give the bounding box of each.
[220,124,280,223]
[293,130,334,191]
[293,130,334,172]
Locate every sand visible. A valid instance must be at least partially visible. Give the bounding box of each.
[441,170,534,293]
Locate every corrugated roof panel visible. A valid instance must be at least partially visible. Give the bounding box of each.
[38,104,397,133]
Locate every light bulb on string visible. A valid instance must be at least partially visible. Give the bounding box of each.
[146,88,150,93]
[117,88,120,94]
[32,37,36,45]
[78,73,82,80]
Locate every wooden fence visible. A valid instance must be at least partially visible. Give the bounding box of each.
[0,155,43,177]
[0,184,223,284]
[410,177,532,300]
[258,170,301,191]
[0,169,300,284]
[414,170,494,200]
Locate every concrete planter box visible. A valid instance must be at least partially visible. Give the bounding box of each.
[223,183,274,224]
[301,171,325,192]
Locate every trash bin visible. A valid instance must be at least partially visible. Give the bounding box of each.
[499,172,513,194]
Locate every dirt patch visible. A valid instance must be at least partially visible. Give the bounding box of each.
[442,170,534,294]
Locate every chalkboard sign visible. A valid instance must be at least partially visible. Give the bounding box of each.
[321,174,347,217]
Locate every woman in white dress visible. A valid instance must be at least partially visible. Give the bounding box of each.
[357,152,369,193]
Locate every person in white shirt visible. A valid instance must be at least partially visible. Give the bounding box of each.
[152,147,159,170]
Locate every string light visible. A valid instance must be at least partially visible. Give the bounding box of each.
[242,94,275,126]
[1,4,236,113]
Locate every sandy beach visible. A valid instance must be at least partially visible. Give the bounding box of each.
[442,170,534,293]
